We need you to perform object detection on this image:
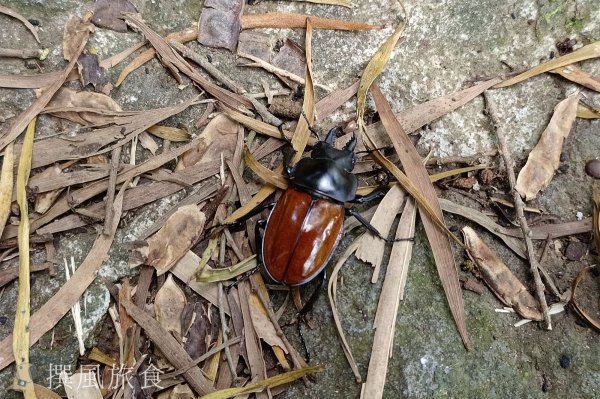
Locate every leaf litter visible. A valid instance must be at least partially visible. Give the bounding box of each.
[0,1,598,398]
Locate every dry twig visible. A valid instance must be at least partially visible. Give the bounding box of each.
[484,91,552,329]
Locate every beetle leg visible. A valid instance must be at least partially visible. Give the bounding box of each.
[350,188,387,204]
[299,269,326,317]
[346,207,414,243]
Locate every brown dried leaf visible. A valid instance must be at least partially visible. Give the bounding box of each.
[146,125,190,142]
[551,64,600,92]
[462,226,543,321]
[34,165,64,214]
[248,294,287,352]
[138,131,158,155]
[154,274,187,338]
[0,142,14,240]
[115,27,197,87]
[516,93,580,200]
[131,204,206,275]
[495,41,600,88]
[0,5,40,43]
[241,12,381,30]
[370,85,469,348]
[63,15,94,61]
[198,0,244,52]
[44,87,122,125]
[176,114,239,170]
[91,0,138,32]
[77,53,105,88]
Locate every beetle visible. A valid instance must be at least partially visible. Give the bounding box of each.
[253,126,400,291]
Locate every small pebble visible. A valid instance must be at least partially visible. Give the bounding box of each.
[560,354,571,369]
[565,241,587,261]
[0,316,7,326]
[585,159,600,178]
[576,212,584,221]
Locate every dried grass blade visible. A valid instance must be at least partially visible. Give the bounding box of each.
[495,41,600,88]
[551,65,600,92]
[569,265,600,332]
[244,146,287,190]
[0,183,126,372]
[328,241,361,382]
[0,5,40,43]
[356,19,406,124]
[0,142,14,239]
[577,102,600,119]
[240,13,379,30]
[11,118,36,397]
[221,107,307,143]
[0,35,88,152]
[197,256,257,283]
[429,164,490,182]
[302,0,352,7]
[146,124,190,141]
[362,198,416,399]
[115,27,197,86]
[0,71,64,89]
[371,85,469,348]
[199,366,322,399]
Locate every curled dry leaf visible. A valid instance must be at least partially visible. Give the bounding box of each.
[154,274,187,338]
[176,114,240,170]
[577,102,600,119]
[146,124,190,141]
[462,226,543,321]
[138,131,158,155]
[130,204,206,275]
[515,92,580,201]
[63,14,94,61]
[44,87,122,125]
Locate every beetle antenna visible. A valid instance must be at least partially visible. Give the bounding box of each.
[300,111,320,139]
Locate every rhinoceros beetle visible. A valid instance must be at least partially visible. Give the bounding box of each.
[245,126,405,299]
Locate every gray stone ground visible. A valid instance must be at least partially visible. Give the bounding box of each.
[0,0,599,398]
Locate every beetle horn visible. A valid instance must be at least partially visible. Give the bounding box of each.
[344,134,357,152]
[324,127,337,145]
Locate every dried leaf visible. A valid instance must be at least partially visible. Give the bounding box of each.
[244,146,287,190]
[91,0,138,32]
[357,20,406,124]
[241,12,380,30]
[516,93,580,200]
[11,118,36,397]
[199,366,321,399]
[44,86,122,125]
[155,274,187,338]
[551,64,600,92]
[115,28,197,86]
[33,165,65,214]
[176,114,239,170]
[146,124,190,141]
[237,30,271,66]
[362,198,416,399]
[63,15,94,61]
[570,265,600,332]
[198,0,244,52]
[196,255,257,283]
[370,85,469,348]
[271,39,306,89]
[138,131,158,155]
[0,5,40,43]
[131,204,206,275]
[77,53,105,88]
[495,41,600,88]
[355,184,406,281]
[0,142,14,239]
[33,384,62,399]
[248,294,288,352]
[462,226,543,321]
[577,102,600,119]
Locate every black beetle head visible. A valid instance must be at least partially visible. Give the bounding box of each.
[310,127,357,172]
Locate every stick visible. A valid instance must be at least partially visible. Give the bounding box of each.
[0,47,48,60]
[218,282,237,379]
[484,91,552,329]
[103,146,122,235]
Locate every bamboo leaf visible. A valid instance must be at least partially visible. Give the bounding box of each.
[495,41,600,88]
[244,146,288,190]
[11,118,37,397]
[199,366,322,399]
[0,142,14,239]
[241,13,379,30]
[196,255,258,283]
[551,64,600,92]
